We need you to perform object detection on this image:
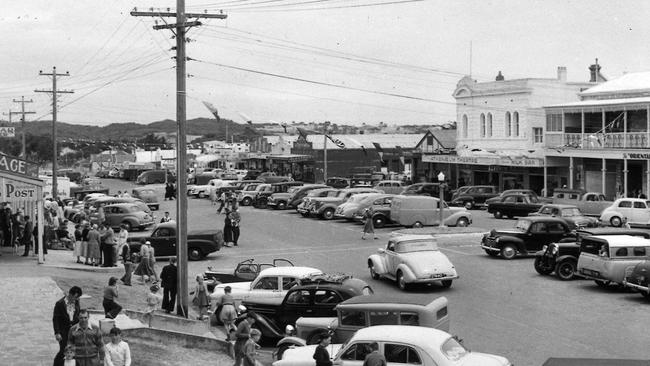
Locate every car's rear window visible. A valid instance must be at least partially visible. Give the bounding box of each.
[396,240,438,253]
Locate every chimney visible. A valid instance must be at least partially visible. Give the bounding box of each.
[495,71,504,81]
[589,58,602,82]
[557,66,567,82]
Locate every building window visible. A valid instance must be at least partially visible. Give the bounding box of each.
[505,112,511,137]
[513,111,520,136]
[480,113,486,137]
[462,115,468,138]
[533,127,543,143]
[487,113,493,137]
[546,113,562,132]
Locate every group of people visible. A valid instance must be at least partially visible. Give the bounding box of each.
[54,286,131,366]
[0,200,63,256]
[71,221,129,267]
[164,183,177,201]
[223,206,242,247]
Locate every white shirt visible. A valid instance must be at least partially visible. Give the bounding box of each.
[105,341,131,366]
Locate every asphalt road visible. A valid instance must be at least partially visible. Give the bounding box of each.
[101,179,650,366]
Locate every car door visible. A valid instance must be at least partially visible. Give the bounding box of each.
[280,289,314,326]
[383,342,424,366]
[546,222,570,244]
[149,227,175,256]
[312,289,343,317]
[243,275,280,304]
[631,201,650,226]
[233,263,259,281]
[385,241,400,276]
[336,342,373,366]
[616,200,633,222]
[526,222,550,252]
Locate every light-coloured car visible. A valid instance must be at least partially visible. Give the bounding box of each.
[334,193,383,220]
[577,234,650,287]
[390,195,472,228]
[599,198,650,227]
[273,325,512,366]
[99,203,156,231]
[238,183,271,206]
[210,266,322,307]
[373,180,405,195]
[367,235,458,290]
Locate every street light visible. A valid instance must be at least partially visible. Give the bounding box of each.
[438,171,446,228]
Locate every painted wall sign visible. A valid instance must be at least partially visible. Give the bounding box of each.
[624,153,650,160]
[0,127,16,137]
[422,154,544,167]
[0,154,39,178]
[0,178,40,202]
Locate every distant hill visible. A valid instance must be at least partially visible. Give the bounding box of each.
[21,118,252,141]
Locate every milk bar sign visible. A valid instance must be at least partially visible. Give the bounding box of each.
[0,154,39,178]
[0,127,16,137]
[0,178,39,202]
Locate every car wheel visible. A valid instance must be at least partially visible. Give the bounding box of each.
[456,217,469,227]
[396,271,408,290]
[198,191,205,198]
[373,215,386,228]
[494,211,503,219]
[440,279,452,288]
[321,208,335,220]
[464,201,473,210]
[189,247,203,261]
[642,290,650,300]
[610,216,622,227]
[121,221,132,232]
[500,245,517,260]
[242,197,252,206]
[277,201,287,210]
[300,211,309,217]
[594,280,610,288]
[368,262,380,280]
[555,260,577,281]
[412,221,423,228]
[534,257,553,275]
[484,249,499,257]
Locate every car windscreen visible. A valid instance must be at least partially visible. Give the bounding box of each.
[561,208,581,217]
[514,219,532,231]
[396,240,438,253]
[287,186,301,194]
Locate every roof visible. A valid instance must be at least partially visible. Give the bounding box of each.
[264,133,424,150]
[577,228,650,237]
[518,216,568,223]
[352,325,451,346]
[588,235,650,247]
[258,266,322,277]
[546,96,650,109]
[390,234,436,242]
[339,295,433,307]
[580,71,650,96]
[415,129,457,150]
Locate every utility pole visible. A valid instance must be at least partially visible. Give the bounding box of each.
[131,4,227,318]
[323,121,330,183]
[36,67,73,199]
[11,96,36,158]
[2,110,12,123]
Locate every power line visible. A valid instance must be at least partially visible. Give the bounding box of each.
[224,0,425,12]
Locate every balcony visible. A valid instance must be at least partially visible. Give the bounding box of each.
[545,132,650,149]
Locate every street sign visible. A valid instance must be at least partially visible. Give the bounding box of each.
[0,127,16,137]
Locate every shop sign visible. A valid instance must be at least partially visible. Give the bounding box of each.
[0,178,39,202]
[0,127,16,137]
[421,154,543,167]
[624,153,650,160]
[0,154,39,178]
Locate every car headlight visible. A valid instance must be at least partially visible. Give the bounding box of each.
[495,237,500,243]
[542,245,548,252]
[551,244,559,255]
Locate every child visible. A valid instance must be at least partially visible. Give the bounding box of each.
[192,275,209,320]
[63,345,78,366]
[243,328,262,366]
[145,284,161,327]
[104,327,131,366]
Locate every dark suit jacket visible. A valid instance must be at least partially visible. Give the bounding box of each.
[52,296,80,338]
[160,264,178,290]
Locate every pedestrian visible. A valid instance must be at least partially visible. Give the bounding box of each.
[145,284,162,327]
[243,328,262,366]
[362,342,386,366]
[115,225,128,267]
[233,313,257,366]
[0,206,12,250]
[160,257,178,313]
[21,215,34,256]
[212,285,237,340]
[73,224,83,263]
[87,224,101,266]
[63,345,77,366]
[119,240,133,286]
[313,333,334,366]
[147,241,159,283]
[216,191,226,212]
[134,241,155,283]
[230,206,241,246]
[101,225,116,267]
[81,221,90,265]
[103,277,123,319]
[67,309,105,366]
[192,275,209,320]
[53,286,82,366]
[104,327,131,366]
[361,208,377,240]
[223,207,233,247]
[160,212,172,223]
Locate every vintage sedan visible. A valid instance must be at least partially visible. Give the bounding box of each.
[577,235,650,287]
[128,222,222,260]
[100,203,155,231]
[367,235,458,290]
[273,325,512,366]
[481,217,574,259]
[204,258,294,292]
[487,193,543,219]
[529,204,598,229]
[131,187,160,211]
[352,194,395,228]
[599,198,650,227]
[334,193,383,220]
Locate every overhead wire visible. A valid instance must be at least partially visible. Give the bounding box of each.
[221,0,426,12]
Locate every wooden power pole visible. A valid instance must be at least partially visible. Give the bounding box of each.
[11,96,36,158]
[131,3,227,318]
[36,67,73,199]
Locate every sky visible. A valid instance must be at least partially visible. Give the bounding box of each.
[2,0,650,128]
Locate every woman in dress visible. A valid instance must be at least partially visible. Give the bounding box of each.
[81,221,90,265]
[213,285,237,340]
[73,224,83,263]
[223,208,233,247]
[148,242,159,282]
[86,224,101,266]
[361,207,378,240]
[134,241,154,283]
[192,275,209,320]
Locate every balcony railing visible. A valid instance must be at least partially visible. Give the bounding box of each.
[545,132,650,149]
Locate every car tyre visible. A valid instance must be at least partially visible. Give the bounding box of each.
[555,260,577,280]
[277,201,287,210]
[321,208,335,220]
[189,247,203,261]
[121,221,132,232]
[594,280,610,287]
[456,217,469,227]
[373,215,386,228]
[642,290,650,300]
[396,271,409,291]
[440,280,452,288]
[500,245,517,260]
[485,249,499,257]
[610,216,622,227]
[493,211,503,219]
[534,257,553,275]
[198,191,205,198]
[241,197,252,206]
[299,211,309,217]
[368,262,380,280]
[464,201,473,210]
[412,221,423,228]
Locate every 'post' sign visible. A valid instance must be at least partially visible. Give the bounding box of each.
[0,178,39,202]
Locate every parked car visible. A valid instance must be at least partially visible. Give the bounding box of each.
[487,193,543,219]
[550,189,613,216]
[210,266,323,308]
[352,194,395,228]
[273,325,512,366]
[259,172,294,183]
[276,295,449,355]
[128,222,222,260]
[99,203,156,231]
[238,183,272,206]
[326,177,351,189]
[368,235,458,290]
[286,184,329,209]
[136,170,176,185]
[334,193,383,220]
[577,235,650,287]
[529,204,598,229]
[480,217,573,259]
[600,198,650,227]
[131,187,160,211]
[390,195,472,228]
[204,258,294,292]
[268,186,303,210]
[243,274,373,340]
[623,259,650,299]
[449,185,499,209]
[485,189,549,206]
[373,180,405,195]
[534,227,650,281]
[309,188,382,220]
[256,182,304,208]
[401,183,451,201]
[296,188,340,217]
[86,196,152,215]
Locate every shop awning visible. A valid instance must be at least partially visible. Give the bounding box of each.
[268,154,313,163]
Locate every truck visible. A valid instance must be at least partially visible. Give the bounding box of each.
[550,188,613,217]
[40,175,72,198]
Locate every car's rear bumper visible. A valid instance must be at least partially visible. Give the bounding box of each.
[409,274,459,284]
[623,280,650,293]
